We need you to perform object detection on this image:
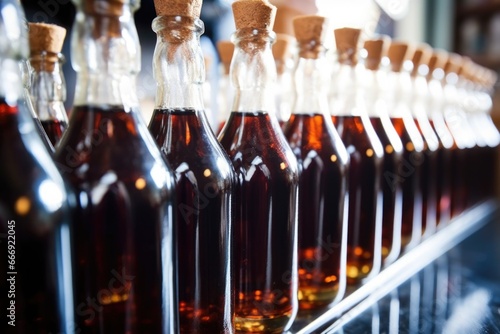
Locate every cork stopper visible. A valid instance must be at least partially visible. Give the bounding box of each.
[334,27,361,66]
[427,51,448,79]
[293,15,327,60]
[387,41,411,73]
[232,0,276,31]
[217,40,234,75]
[154,0,202,18]
[29,23,66,55]
[363,36,389,71]
[28,23,66,72]
[444,53,463,75]
[272,34,294,74]
[410,43,432,77]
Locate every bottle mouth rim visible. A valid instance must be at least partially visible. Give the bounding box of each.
[231,28,276,45]
[152,15,204,34]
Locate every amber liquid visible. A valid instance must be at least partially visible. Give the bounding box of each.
[283,113,348,309]
[391,117,424,250]
[41,119,68,147]
[335,115,383,285]
[219,111,298,333]
[414,119,438,236]
[149,108,234,333]
[0,98,71,334]
[370,117,403,263]
[428,119,452,226]
[54,105,175,333]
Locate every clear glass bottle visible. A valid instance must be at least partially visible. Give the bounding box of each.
[147,8,235,333]
[28,23,69,147]
[426,52,455,226]
[330,28,384,284]
[283,15,349,310]
[442,53,476,215]
[385,42,425,251]
[54,0,177,332]
[361,37,404,266]
[218,0,299,331]
[409,45,440,238]
[0,1,73,332]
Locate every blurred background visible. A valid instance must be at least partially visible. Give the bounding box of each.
[20,0,500,172]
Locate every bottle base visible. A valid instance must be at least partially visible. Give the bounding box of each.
[234,313,293,333]
[298,285,340,310]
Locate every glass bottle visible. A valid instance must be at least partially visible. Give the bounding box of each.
[409,44,440,238]
[147,3,235,332]
[218,0,299,331]
[361,37,404,266]
[283,15,349,310]
[273,33,294,127]
[385,42,425,251]
[54,0,177,332]
[0,1,73,332]
[426,51,455,226]
[442,53,476,215]
[216,40,234,135]
[330,28,384,284]
[28,23,69,147]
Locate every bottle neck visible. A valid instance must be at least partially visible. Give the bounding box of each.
[230,28,276,114]
[292,46,329,115]
[152,16,204,111]
[330,63,358,116]
[71,4,140,109]
[29,52,67,120]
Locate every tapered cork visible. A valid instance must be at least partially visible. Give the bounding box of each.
[29,23,66,55]
[293,15,327,60]
[28,23,66,72]
[427,51,448,79]
[154,0,202,18]
[217,40,234,75]
[444,53,462,75]
[363,37,389,71]
[273,34,294,73]
[232,0,276,31]
[334,27,361,65]
[487,69,498,88]
[387,41,412,73]
[410,43,432,77]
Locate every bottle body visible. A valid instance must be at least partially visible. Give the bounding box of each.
[284,112,348,309]
[220,111,299,331]
[56,105,175,333]
[150,109,234,334]
[369,115,403,264]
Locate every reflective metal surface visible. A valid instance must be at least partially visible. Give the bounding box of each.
[292,200,500,333]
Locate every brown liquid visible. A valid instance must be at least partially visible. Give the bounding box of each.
[391,117,424,250]
[219,111,298,333]
[0,98,71,333]
[54,105,175,333]
[149,108,234,333]
[370,117,403,264]
[41,119,68,147]
[283,113,348,309]
[335,115,383,285]
[428,119,452,226]
[414,119,438,236]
